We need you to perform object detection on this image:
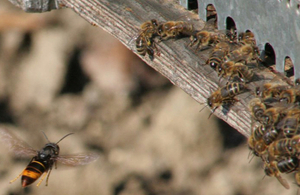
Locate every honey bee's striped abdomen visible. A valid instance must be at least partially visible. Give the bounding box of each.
[136,38,146,56]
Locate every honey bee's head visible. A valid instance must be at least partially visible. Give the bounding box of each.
[189,34,198,46]
[157,25,165,37]
[209,61,218,70]
[150,19,158,27]
[264,165,273,176]
[295,78,300,86]
[252,105,265,120]
[207,97,213,108]
[255,87,261,96]
[207,96,219,115]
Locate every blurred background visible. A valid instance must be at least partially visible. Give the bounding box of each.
[0,1,297,194]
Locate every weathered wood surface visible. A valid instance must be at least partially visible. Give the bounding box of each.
[7,0,65,12]
[11,0,253,137]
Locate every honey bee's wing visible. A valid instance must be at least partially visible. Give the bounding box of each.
[128,30,142,46]
[56,153,99,166]
[176,12,204,30]
[127,27,152,51]
[203,18,217,31]
[0,128,37,157]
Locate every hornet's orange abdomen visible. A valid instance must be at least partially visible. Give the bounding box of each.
[21,158,47,187]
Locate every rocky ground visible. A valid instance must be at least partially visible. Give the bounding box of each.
[0,1,298,195]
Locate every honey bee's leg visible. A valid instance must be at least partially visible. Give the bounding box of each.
[36,171,48,187]
[256,56,263,63]
[195,43,202,51]
[235,70,246,83]
[158,35,165,42]
[194,40,202,51]
[151,40,160,57]
[146,47,155,61]
[295,171,300,186]
[218,75,225,84]
[9,168,26,184]
[223,97,238,106]
[247,150,255,162]
[188,38,196,48]
[208,107,217,119]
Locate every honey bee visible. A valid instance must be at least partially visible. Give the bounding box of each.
[253,124,267,141]
[280,117,299,138]
[157,21,194,40]
[206,41,231,70]
[238,31,256,46]
[262,126,280,145]
[0,128,99,187]
[248,125,281,159]
[268,135,300,159]
[255,82,289,100]
[248,137,267,157]
[261,106,287,126]
[276,107,300,138]
[216,61,235,77]
[189,30,228,51]
[223,43,259,64]
[264,157,299,189]
[217,61,254,83]
[207,82,247,113]
[248,98,266,123]
[248,125,267,157]
[226,27,238,43]
[279,88,300,104]
[134,19,159,60]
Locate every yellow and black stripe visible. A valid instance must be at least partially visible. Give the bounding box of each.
[21,160,47,187]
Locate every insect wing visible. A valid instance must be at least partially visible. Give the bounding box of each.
[127,32,140,49]
[128,28,150,51]
[0,128,37,157]
[176,13,204,30]
[203,18,217,31]
[56,152,99,166]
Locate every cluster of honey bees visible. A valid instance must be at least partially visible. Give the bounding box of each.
[133,19,194,60]
[134,17,300,190]
[134,18,260,116]
[248,81,300,190]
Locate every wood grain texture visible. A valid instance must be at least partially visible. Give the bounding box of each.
[60,0,253,137]
[7,0,22,9]
[7,0,65,12]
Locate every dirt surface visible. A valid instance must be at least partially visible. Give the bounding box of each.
[0,1,298,195]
